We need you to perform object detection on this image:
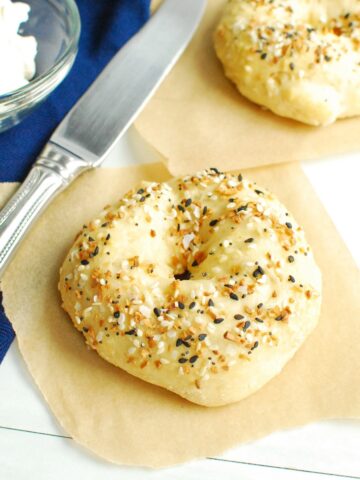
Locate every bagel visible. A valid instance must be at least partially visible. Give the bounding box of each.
[59,169,321,407]
[213,0,360,126]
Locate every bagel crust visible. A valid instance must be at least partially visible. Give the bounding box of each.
[214,0,360,126]
[59,170,321,407]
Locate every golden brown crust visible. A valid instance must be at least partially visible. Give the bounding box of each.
[59,169,321,406]
[214,0,360,126]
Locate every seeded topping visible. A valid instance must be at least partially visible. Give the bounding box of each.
[224,1,360,70]
[214,0,360,127]
[60,167,320,397]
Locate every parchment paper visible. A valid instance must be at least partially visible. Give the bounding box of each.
[1,161,359,467]
[136,0,360,176]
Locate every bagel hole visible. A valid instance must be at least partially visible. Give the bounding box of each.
[174,270,191,281]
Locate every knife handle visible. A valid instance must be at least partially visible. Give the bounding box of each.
[0,143,90,277]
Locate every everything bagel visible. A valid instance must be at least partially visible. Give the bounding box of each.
[59,169,321,406]
[214,0,360,126]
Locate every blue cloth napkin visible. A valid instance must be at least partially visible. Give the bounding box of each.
[0,0,151,362]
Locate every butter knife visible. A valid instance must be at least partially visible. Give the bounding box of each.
[0,0,206,277]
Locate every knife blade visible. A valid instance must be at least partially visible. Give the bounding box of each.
[0,0,206,277]
[52,0,206,164]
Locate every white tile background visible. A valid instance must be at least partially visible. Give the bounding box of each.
[1,127,359,479]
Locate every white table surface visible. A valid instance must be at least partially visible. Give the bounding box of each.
[1,127,359,479]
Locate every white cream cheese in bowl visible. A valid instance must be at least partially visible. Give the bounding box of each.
[0,0,37,95]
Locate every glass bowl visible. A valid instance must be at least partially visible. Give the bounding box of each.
[0,0,80,133]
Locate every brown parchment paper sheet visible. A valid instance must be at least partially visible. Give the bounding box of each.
[1,161,359,468]
[136,0,360,176]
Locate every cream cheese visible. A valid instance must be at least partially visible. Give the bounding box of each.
[0,0,37,95]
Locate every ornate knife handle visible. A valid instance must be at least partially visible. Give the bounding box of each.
[0,143,90,277]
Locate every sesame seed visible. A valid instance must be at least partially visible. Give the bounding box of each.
[178,357,187,364]
[185,198,192,207]
[189,302,196,309]
[189,355,199,364]
[243,321,251,331]
[285,222,293,229]
[209,219,218,227]
[214,318,224,324]
[125,329,136,336]
[288,255,295,263]
[80,259,89,265]
[182,233,195,250]
[198,333,207,341]
[153,307,161,317]
[237,205,247,212]
[244,238,254,243]
[288,275,296,283]
[174,270,191,281]
[253,266,265,278]
[229,292,239,301]
[139,305,151,318]
[234,314,244,320]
